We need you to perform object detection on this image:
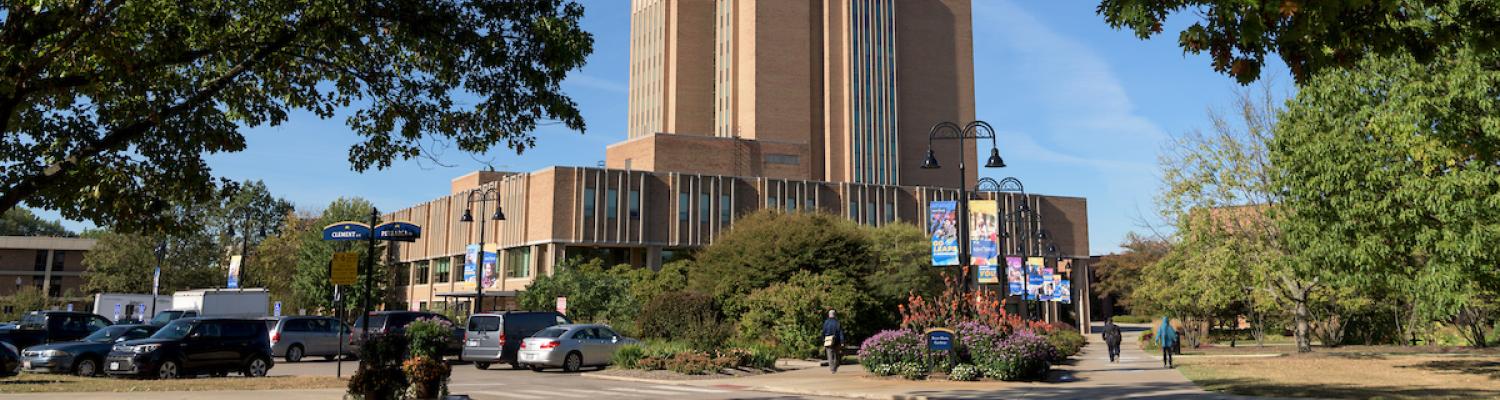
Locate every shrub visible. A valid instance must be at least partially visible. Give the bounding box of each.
[636,356,667,370]
[857,329,924,370]
[1140,331,1159,351]
[1046,329,1087,360]
[347,333,408,399]
[711,354,741,370]
[976,331,1056,381]
[639,290,730,350]
[745,344,778,370]
[738,271,873,359]
[667,350,717,375]
[870,364,898,377]
[948,363,981,381]
[896,361,928,380]
[405,317,455,360]
[899,269,1008,331]
[956,320,1006,364]
[612,343,645,369]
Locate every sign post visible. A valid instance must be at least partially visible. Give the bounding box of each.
[924,328,957,375]
[322,216,422,374]
[556,297,567,315]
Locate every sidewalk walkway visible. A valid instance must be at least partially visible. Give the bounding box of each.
[0,389,347,400]
[608,323,1261,399]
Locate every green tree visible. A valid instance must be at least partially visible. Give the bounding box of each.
[1097,0,1500,84]
[1093,232,1169,314]
[1272,49,1500,347]
[81,229,223,294]
[0,207,73,236]
[292,197,385,315]
[689,211,872,316]
[738,271,874,358]
[863,222,944,330]
[214,181,293,288]
[254,210,315,313]
[517,258,632,326]
[0,1,594,233]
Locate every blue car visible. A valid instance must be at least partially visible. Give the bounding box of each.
[22,324,159,376]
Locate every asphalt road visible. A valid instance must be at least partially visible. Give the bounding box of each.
[269,358,837,400]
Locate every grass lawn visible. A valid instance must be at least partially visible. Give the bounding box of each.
[1178,351,1500,399]
[0,374,345,393]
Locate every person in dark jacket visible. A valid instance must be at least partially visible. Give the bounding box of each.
[822,309,845,373]
[1103,317,1123,362]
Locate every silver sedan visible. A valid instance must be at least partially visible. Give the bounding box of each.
[517,324,636,372]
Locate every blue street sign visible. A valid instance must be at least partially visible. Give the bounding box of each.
[926,328,956,351]
[322,221,372,241]
[373,221,422,242]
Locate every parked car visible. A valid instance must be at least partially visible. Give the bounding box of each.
[21,324,159,376]
[105,318,274,379]
[265,316,356,362]
[0,341,19,378]
[148,310,198,326]
[0,311,113,350]
[351,311,462,355]
[461,311,571,370]
[517,324,636,372]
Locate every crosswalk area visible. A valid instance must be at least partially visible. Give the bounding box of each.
[462,384,740,399]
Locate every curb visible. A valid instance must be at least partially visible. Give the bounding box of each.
[581,372,882,399]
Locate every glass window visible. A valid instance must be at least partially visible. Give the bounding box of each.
[849,201,858,219]
[767,193,777,208]
[699,193,710,223]
[506,247,531,278]
[629,190,641,220]
[434,258,451,283]
[806,198,816,211]
[885,202,896,223]
[678,192,689,223]
[467,315,500,332]
[414,261,429,285]
[533,327,567,338]
[583,188,596,218]
[866,202,876,224]
[52,250,65,271]
[719,195,731,224]
[607,189,619,219]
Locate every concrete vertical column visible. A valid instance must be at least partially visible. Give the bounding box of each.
[647,246,663,271]
[41,250,55,298]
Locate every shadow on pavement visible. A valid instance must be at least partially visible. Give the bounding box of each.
[903,381,1219,400]
[1191,377,1500,399]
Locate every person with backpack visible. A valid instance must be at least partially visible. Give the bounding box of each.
[1156,317,1178,368]
[1103,317,1123,362]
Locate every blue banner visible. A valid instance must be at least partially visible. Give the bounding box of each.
[482,251,498,288]
[374,221,422,242]
[928,201,959,266]
[464,245,479,284]
[322,221,371,241]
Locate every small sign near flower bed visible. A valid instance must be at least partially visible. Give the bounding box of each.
[593,341,787,381]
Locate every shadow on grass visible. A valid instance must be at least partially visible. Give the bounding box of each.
[1326,352,1387,360]
[1402,359,1500,380]
[1193,376,1500,399]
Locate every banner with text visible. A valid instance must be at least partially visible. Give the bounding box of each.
[968,200,999,268]
[227,255,242,288]
[1025,257,1044,300]
[1006,256,1024,295]
[928,201,959,266]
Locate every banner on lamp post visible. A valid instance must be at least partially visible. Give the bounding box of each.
[928,201,959,266]
[967,200,999,267]
[1006,256,1024,295]
[227,255,242,288]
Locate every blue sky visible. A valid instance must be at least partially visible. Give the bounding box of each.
[38,1,1288,255]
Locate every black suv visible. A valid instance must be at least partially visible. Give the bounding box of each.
[105,318,274,379]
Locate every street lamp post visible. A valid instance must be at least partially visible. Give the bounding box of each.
[460,187,506,316]
[920,121,1006,293]
[976,177,1034,320]
[227,210,264,288]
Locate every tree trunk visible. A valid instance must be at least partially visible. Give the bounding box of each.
[1293,296,1312,353]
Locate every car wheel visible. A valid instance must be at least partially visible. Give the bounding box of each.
[323,355,337,361]
[156,360,180,380]
[73,357,99,377]
[509,362,521,370]
[529,365,543,372]
[474,362,490,370]
[563,352,582,372]
[210,370,229,377]
[286,345,304,363]
[243,356,270,377]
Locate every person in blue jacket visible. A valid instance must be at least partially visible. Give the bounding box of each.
[822,309,845,373]
[1156,317,1178,368]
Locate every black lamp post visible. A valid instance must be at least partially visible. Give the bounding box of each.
[460,187,505,315]
[227,211,265,288]
[920,121,1005,292]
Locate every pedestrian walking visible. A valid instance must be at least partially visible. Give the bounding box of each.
[1155,316,1177,368]
[822,309,845,374]
[1103,317,1123,362]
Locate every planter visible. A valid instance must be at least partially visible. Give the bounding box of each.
[403,356,452,399]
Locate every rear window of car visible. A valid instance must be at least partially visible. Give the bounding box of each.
[468,316,500,332]
[354,315,387,329]
[533,327,567,338]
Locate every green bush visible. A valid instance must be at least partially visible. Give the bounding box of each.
[347,334,408,399]
[1113,315,1154,324]
[977,332,1054,381]
[738,271,873,359]
[1140,331,1159,351]
[896,361,928,380]
[639,291,730,350]
[405,317,455,360]
[870,364,897,377]
[745,344,778,370]
[948,363,981,381]
[612,343,645,369]
[1046,329,1087,360]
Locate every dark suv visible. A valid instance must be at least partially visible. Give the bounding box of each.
[352,311,462,355]
[105,318,274,379]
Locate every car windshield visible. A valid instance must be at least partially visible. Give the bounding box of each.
[151,320,194,340]
[19,313,46,329]
[150,311,183,325]
[353,315,386,329]
[83,325,133,342]
[533,327,567,338]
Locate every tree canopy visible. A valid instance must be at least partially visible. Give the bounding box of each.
[0,0,593,233]
[1097,0,1500,84]
[0,207,73,236]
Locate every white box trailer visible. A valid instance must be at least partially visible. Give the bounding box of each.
[171,288,270,319]
[92,293,174,322]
